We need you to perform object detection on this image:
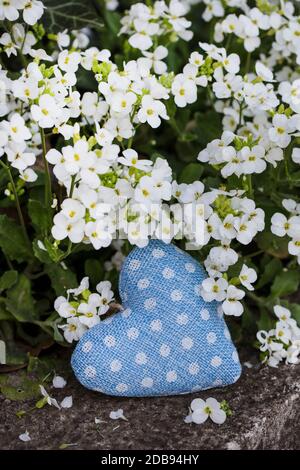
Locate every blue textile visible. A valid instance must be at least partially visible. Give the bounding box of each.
[71,240,241,397]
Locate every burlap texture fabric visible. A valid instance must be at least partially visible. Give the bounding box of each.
[71,240,241,397]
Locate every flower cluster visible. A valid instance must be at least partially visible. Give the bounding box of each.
[54,277,115,343]
[0,113,39,182]
[257,305,300,367]
[120,0,193,51]
[1,0,300,347]
[271,199,300,266]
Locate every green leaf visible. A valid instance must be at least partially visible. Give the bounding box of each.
[178,163,204,184]
[270,270,300,299]
[257,308,275,332]
[42,0,103,33]
[84,258,104,286]
[0,271,18,293]
[104,9,120,35]
[45,264,77,296]
[6,274,36,322]
[256,232,289,259]
[32,239,53,264]
[195,110,222,147]
[0,215,32,263]
[44,238,65,263]
[256,258,282,289]
[28,199,52,234]
[0,301,13,321]
[0,373,40,401]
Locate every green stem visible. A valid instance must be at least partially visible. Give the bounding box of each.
[0,160,31,248]
[245,52,252,75]
[247,174,253,198]
[40,127,52,207]
[68,175,76,198]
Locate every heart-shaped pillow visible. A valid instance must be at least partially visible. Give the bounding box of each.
[71,240,241,397]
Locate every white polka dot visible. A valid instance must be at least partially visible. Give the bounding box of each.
[171,289,182,301]
[121,308,132,318]
[207,332,217,344]
[82,341,93,353]
[212,378,223,386]
[128,259,140,271]
[194,284,202,297]
[211,356,222,367]
[162,267,174,279]
[150,319,162,332]
[152,248,165,258]
[116,383,128,393]
[127,327,139,340]
[84,365,96,378]
[185,263,195,273]
[103,335,116,348]
[176,313,189,325]
[122,292,128,302]
[224,328,230,340]
[137,278,150,290]
[232,351,239,363]
[166,370,177,383]
[141,377,153,388]
[181,337,194,350]
[200,308,210,321]
[110,359,122,372]
[159,344,170,357]
[135,352,148,365]
[188,363,199,375]
[144,297,157,311]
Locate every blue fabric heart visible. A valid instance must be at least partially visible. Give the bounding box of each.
[71,240,241,397]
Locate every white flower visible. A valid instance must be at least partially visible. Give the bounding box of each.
[268,114,292,149]
[19,431,31,442]
[52,376,67,389]
[172,74,197,107]
[240,145,266,175]
[110,91,137,115]
[22,0,44,25]
[52,212,85,243]
[58,50,81,73]
[0,33,17,57]
[137,95,169,128]
[118,149,153,171]
[39,385,61,409]
[274,306,291,322]
[141,46,168,75]
[201,277,228,302]
[129,19,159,51]
[187,398,226,425]
[255,61,274,82]
[77,302,100,328]
[271,213,300,238]
[3,114,31,143]
[59,317,87,343]
[31,95,62,129]
[292,148,300,164]
[222,285,245,316]
[0,0,20,21]
[239,264,257,291]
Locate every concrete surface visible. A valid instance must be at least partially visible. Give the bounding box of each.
[0,354,300,450]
